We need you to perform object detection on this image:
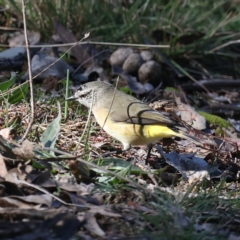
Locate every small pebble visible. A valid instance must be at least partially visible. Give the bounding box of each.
[140,50,154,61]
[110,47,133,66]
[138,60,162,86]
[122,53,144,75]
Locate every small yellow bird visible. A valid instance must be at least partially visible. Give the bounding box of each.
[66,81,200,163]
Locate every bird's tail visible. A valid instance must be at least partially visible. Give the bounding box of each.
[176,131,201,145]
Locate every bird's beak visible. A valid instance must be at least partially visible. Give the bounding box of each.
[65,95,77,101]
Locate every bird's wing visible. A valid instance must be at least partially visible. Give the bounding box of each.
[111,101,177,126]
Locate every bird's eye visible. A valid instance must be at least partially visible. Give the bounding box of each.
[77,85,84,91]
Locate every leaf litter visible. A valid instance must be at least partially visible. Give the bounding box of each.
[0,88,239,239]
[0,97,240,239]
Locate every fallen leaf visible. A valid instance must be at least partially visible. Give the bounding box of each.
[159,148,210,183]
[12,140,35,159]
[0,154,7,178]
[54,20,91,65]
[22,53,74,80]
[9,31,40,46]
[10,194,52,208]
[81,212,106,237]
[175,96,206,130]
[0,128,12,139]
[68,160,90,181]
[40,101,61,154]
[0,196,36,209]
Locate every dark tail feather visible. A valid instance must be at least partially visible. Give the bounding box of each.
[176,131,201,145]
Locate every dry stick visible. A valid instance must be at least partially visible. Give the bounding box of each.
[20,0,34,143]
[74,90,95,153]
[174,62,210,94]
[0,41,170,49]
[0,26,21,31]
[209,39,240,52]
[102,77,119,130]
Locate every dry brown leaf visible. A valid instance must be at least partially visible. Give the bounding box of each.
[4,168,27,182]
[0,198,19,208]
[60,191,87,205]
[162,151,210,183]
[57,182,79,192]
[10,194,52,208]
[0,154,7,178]
[175,97,206,130]
[0,128,11,139]
[0,197,36,209]
[80,212,105,237]
[77,183,95,195]
[9,31,40,46]
[68,160,90,181]
[89,206,121,217]
[12,140,35,159]
[53,20,91,65]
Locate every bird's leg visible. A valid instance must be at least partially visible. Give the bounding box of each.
[146,144,153,165]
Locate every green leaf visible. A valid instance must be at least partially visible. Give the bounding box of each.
[198,111,231,128]
[119,86,132,95]
[7,0,22,15]
[97,176,111,183]
[32,160,45,170]
[93,158,146,184]
[109,164,132,184]
[40,101,61,153]
[0,72,16,91]
[94,158,145,174]
[7,82,29,104]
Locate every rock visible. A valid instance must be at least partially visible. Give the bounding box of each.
[144,83,154,92]
[22,53,74,80]
[9,31,40,46]
[109,48,133,66]
[122,53,144,75]
[140,50,153,61]
[0,47,39,71]
[138,60,161,86]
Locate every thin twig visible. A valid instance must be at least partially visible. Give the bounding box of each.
[0,41,170,49]
[0,26,21,31]
[20,0,34,143]
[75,90,94,153]
[170,59,210,94]
[102,77,119,130]
[209,39,240,52]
